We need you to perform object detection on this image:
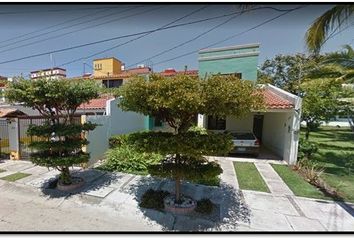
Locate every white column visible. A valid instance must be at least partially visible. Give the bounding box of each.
[8,118,20,160]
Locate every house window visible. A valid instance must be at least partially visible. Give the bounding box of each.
[154,116,163,127]
[207,116,226,130]
[220,72,242,79]
[94,63,102,70]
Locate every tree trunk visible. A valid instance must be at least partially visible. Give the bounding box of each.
[305,121,310,140]
[175,175,182,203]
[60,167,72,185]
[175,153,182,203]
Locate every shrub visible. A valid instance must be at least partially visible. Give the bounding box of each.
[299,164,324,185]
[108,134,129,148]
[298,138,319,161]
[139,189,170,211]
[192,176,220,187]
[195,198,214,214]
[98,144,162,175]
[188,125,208,135]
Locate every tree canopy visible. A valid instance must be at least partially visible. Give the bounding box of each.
[5,78,100,185]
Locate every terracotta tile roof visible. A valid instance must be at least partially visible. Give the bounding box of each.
[125,67,152,75]
[157,69,198,77]
[0,108,27,118]
[78,95,114,110]
[262,89,294,109]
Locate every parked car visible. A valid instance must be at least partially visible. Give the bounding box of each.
[228,131,260,157]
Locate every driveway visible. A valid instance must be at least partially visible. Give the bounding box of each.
[0,159,353,231]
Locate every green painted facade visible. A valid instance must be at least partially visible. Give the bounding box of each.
[144,43,260,130]
[198,43,260,81]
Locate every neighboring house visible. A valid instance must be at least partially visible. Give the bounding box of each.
[30,67,66,80]
[145,43,302,165]
[81,57,152,88]
[196,43,301,165]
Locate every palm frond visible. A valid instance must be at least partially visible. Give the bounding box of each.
[322,44,354,68]
[305,5,354,54]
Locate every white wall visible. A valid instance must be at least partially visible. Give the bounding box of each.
[86,115,110,165]
[86,98,146,165]
[262,111,293,162]
[106,99,145,135]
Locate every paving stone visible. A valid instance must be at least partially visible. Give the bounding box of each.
[0,180,6,187]
[249,208,293,231]
[243,191,299,216]
[101,189,133,206]
[0,171,15,178]
[285,215,326,231]
[173,215,215,231]
[293,197,354,231]
[84,186,115,198]
[254,163,293,196]
[2,162,34,172]
[25,170,60,188]
[21,166,50,175]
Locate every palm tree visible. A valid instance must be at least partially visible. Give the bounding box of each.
[322,45,354,82]
[305,5,354,54]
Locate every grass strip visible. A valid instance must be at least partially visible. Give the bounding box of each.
[0,172,31,182]
[233,162,270,192]
[271,164,329,200]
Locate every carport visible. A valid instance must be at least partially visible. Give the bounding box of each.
[198,84,302,165]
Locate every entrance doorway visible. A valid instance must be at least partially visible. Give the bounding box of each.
[253,115,264,143]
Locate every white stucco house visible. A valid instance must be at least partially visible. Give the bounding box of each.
[197,84,302,165]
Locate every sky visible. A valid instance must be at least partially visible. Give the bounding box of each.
[0,3,353,78]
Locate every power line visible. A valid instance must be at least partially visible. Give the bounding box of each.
[127,12,242,68]
[152,6,305,67]
[59,7,298,67]
[0,6,129,15]
[59,6,208,67]
[0,6,140,47]
[0,6,151,53]
[0,6,301,66]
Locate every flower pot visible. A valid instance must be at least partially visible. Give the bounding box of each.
[57,176,84,191]
[164,195,197,214]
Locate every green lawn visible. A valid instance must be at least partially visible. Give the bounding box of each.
[0,168,6,173]
[271,164,329,200]
[303,126,354,203]
[0,172,31,182]
[233,162,270,192]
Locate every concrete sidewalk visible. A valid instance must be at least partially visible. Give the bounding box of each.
[1,159,354,231]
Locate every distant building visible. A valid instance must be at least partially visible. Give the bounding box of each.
[79,57,152,88]
[0,75,8,103]
[30,67,66,80]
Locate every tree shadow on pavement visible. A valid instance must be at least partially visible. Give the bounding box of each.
[40,168,126,199]
[123,176,251,231]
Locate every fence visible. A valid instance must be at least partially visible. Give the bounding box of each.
[0,118,9,159]
[17,116,81,160]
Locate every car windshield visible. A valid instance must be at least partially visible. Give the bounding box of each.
[230,132,255,140]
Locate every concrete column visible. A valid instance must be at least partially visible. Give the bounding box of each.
[197,114,204,127]
[81,114,88,169]
[8,118,20,160]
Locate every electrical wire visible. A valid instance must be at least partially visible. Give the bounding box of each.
[0,6,139,45]
[152,6,305,67]
[59,5,208,67]
[0,6,303,65]
[0,6,153,53]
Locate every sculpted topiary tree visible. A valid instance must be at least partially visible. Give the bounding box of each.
[5,78,99,185]
[117,74,264,203]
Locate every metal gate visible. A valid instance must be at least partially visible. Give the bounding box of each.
[0,119,9,159]
[18,116,81,160]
